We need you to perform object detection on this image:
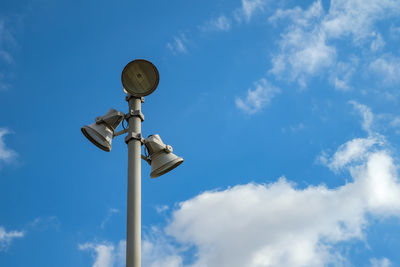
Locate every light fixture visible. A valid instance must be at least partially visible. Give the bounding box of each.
[121,59,159,97]
[143,134,184,178]
[81,108,125,152]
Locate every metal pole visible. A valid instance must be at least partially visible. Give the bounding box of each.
[126,96,143,267]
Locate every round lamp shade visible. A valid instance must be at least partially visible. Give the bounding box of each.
[121,59,159,97]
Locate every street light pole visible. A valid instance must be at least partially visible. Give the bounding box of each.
[81,59,184,267]
[125,96,144,267]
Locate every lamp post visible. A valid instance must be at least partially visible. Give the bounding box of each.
[81,59,183,267]
[125,96,142,267]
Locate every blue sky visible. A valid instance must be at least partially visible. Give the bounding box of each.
[1,0,400,266]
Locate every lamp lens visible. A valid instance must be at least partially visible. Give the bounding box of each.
[81,126,111,152]
[121,60,159,97]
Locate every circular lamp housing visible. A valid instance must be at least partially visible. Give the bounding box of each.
[121,59,159,97]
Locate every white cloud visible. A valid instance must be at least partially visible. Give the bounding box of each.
[0,128,17,164]
[0,19,15,64]
[142,228,183,267]
[0,17,19,91]
[269,0,400,87]
[322,0,400,42]
[330,59,358,91]
[155,205,169,214]
[269,1,336,87]
[28,216,60,231]
[389,25,400,38]
[370,257,391,267]
[370,33,385,52]
[100,208,119,229]
[80,231,183,267]
[235,0,268,22]
[167,34,188,55]
[390,117,400,127]
[235,78,280,114]
[0,226,24,251]
[200,15,231,32]
[290,122,305,132]
[319,136,382,171]
[79,241,125,267]
[349,101,375,134]
[369,55,400,85]
[319,101,384,171]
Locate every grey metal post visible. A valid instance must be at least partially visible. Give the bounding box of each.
[125,96,143,267]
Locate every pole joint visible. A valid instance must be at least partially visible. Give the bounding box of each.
[125,95,145,103]
[125,132,144,144]
[125,110,145,122]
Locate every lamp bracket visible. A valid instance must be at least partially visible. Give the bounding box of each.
[125,132,144,144]
[113,128,129,137]
[125,95,145,103]
[141,154,151,165]
[95,109,125,130]
[148,145,173,158]
[125,110,145,122]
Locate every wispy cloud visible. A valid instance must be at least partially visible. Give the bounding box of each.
[167,34,188,55]
[155,205,169,214]
[235,78,280,114]
[370,257,392,267]
[269,0,400,88]
[80,228,184,267]
[0,19,15,64]
[100,208,119,229]
[370,32,386,52]
[390,116,400,128]
[330,59,358,91]
[199,15,231,32]
[389,25,400,38]
[0,18,17,91]
[0,226,24,251]
[235,0,268,22]
[0,128,17,165]
[369,55,400,86]
[349,101,375,134]
[319,136,382,172]
[269,1,335,87]
[79,241,125,267]
[319,101,382,171]
[28,216,60,231]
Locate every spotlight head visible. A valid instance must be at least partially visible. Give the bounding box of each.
[81,109,125,152]
[121,59,159,97]
[144,134,183,178]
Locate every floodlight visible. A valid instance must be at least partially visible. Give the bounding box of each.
[121,59,159,97]
[144,134,183,178]
[81,108,125,152]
